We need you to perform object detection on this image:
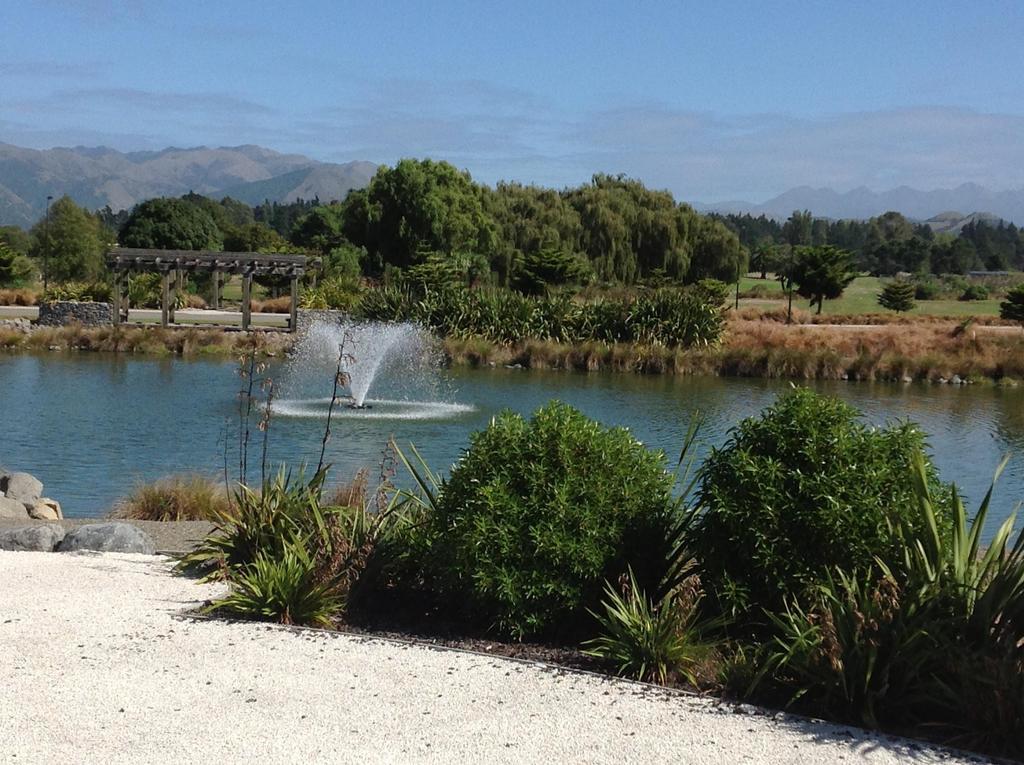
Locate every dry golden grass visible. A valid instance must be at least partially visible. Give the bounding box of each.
[250,296,293,313]
[324,469,371,509]
[111,474,231,521]
[442,317,1024,382]
[0,288,39,306]
[1,324,293,356]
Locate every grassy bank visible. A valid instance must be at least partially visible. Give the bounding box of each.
[4,317,1024,383]
[0,324,292,356]
[446,317,1024,383]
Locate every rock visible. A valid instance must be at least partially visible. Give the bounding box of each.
[56,522,156,555]
[0,524,66,552]
[27,498,63,521]
[0,496,29,519]
[951,374,963,385]
[2,472,44,503]
[901,375,913,383]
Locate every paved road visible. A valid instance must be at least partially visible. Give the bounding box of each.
[0,551,989,764]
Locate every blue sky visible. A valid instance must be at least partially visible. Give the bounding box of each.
[2,0,1024,201]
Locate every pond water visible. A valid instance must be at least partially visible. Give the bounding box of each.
[2,352,1023,541]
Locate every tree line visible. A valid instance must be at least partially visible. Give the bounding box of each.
[716,209,1024,277]
[0,159,747,291]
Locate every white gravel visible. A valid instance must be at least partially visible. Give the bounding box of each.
[0,551,990,764]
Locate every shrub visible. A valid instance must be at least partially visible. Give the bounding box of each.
[403,401,680,639]
[112,474,230,521]
[914,278,941,300]
[759,569,934,729]
[584,568,715,685]
[301,276,363,310]
[1000,284,1024,328]
[354,284,724,348]
[178,467,331,577]
[207,542,343,628]
[695,388,953,620]
[42,280,112,303]
[755,451,1024,753]
[959,283,989,301]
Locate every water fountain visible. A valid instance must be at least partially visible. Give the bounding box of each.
[275,320,473,421]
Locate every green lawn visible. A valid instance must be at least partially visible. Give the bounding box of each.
[738,274,1005,318]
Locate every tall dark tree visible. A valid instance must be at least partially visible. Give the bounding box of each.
[791,245,857,314]
[120,198,222,251]
[28,195,107,282]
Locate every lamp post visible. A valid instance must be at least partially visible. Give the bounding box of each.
[43,195,53,293]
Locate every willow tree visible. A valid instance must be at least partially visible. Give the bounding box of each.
[340,159,497,271]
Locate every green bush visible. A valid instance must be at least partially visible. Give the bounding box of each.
[404,401,680,639]
[354,284,724,348]
[959,283,989,301]
[913,278,940,300]
[300,276,362,310]
[755,451,1024,754]
[42,280,112,303]
[695,388,953,619]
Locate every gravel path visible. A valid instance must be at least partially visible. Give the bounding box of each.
[0,552,991,765]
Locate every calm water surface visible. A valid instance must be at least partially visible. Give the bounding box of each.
[2,352,1023,540]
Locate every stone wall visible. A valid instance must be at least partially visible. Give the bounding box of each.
[295,308,348,335]
[37,301,114,327]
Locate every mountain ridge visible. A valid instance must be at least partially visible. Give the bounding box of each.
[0,143,376,227]
[695,183,1024,225]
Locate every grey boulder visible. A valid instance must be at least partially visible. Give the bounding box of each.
[0,524,66,552]
[56,522,156,555]
[0,496,29,519]
[2,472,44,503]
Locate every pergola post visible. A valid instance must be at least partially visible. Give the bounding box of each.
[241,273,252,331]
[113,271,124,325]
[168,269,177,324]
[160,271,171,328]
[211,273,221,310]
[289,275,299,333]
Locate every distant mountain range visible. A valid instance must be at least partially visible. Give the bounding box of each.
[3,140,1023,233]
[695,183,1024,226]
[0,142,377,227]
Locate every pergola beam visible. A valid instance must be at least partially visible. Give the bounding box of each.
[105,247,310,333]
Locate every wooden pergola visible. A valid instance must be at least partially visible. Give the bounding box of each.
[107,248,310,332]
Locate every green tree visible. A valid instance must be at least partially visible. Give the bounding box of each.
[510,247,591,294]
[223,222,289,253]
[0,241,35,286]
[0,225,32,255]
[120,198,222,251]
[877,280,916,313]
[791,245,857,314]
[289,204,348,254]
[341,159,497,270]
[782,210,813,248]
[999,284,1024,329]
[28,195,107,282]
